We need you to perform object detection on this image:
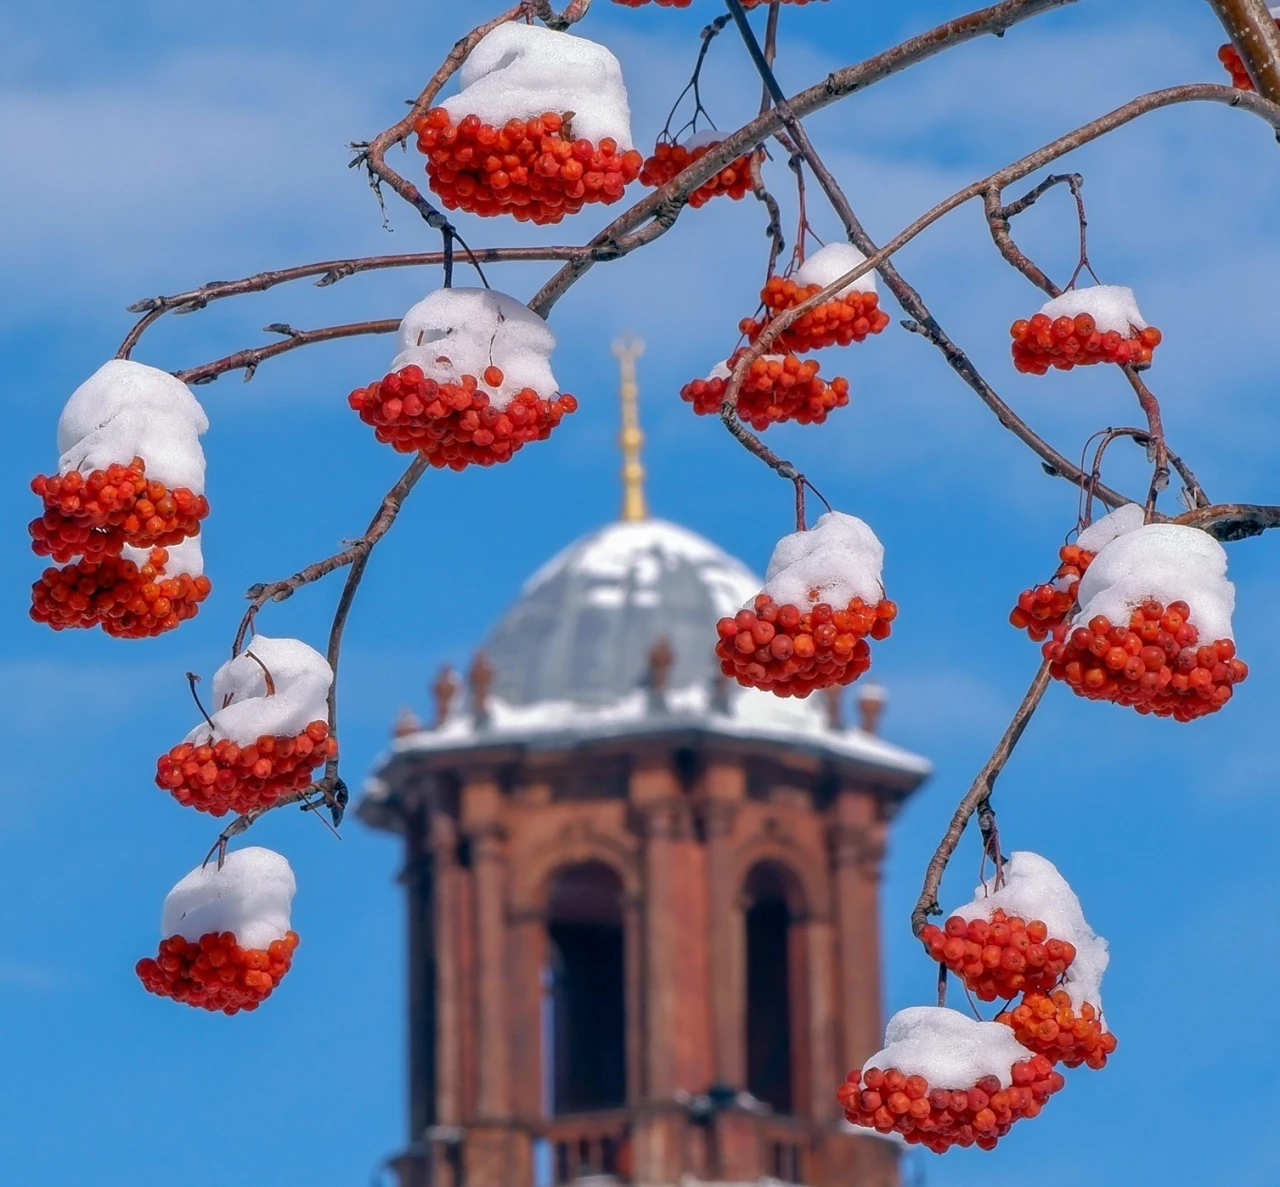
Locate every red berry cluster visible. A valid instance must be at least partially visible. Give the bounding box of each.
[30,546,212,638]
[1218,24,1280,90]
[1043,598,1248,720]
[348,364,578,470]
[1008,543,1095,642]
[919,910,1077,1003]
[1011,312,1162,374]
[997,991,1117,1070]
[136,930,300,1015]
[838,1057,1065,1153]
[414,109,643,225]
[156,721,338,817]
[30,458,208,562]
[739,274,891,354]
[715,591,896,697]
[680,351,849,430]
[638,141,756,206]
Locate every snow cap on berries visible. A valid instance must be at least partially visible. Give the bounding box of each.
[1075,502,1145,553]
[951,851,1109,1011]
[760,511,884,610]
[161,847,295,953]
[187,635,333,748]
[390,287,560,410]
[55,359,209,493]
[120,533,204,579]
[1038,285,1146,336]
[1074,523,1235,643]
[440,23,634,148]
[681,128,723,151]
[795,241,877,298]
[865,1007,1035,1090]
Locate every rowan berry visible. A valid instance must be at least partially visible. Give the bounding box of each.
[716,590,895,696]
[155,720,339,817]
[639,140,759,206]
[1010,311,1161,374]
[136,930,299,1014]
[681,351,849,429]
[997,990,1117,1070]
[839,1054,1063,1153]
[1042,597,1246,720]
[739,273,891,354]
[414,108,642,224]
[1009,543,1096,641]
[920,908,1077,1002]
[348,364,577,469]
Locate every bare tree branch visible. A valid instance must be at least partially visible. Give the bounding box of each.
[175,319,398,386]
[911,661,1052,937]
[1208,0,1280,103]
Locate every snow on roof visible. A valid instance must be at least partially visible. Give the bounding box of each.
[361,517,930,803]
[522,518,758,617]
[368,678,930,789]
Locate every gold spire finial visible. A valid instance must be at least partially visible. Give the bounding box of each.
[612,336,648,522]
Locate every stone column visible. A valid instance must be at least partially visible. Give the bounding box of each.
[430,814,463,1130]
[701,762,745,1090]
[829,791,888,1076]
[804,914,840,1124]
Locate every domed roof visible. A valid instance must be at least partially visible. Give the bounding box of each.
[484,518,760,707]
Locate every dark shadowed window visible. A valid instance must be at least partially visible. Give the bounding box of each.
[543,861,626,1114]
[745,861,801,1115]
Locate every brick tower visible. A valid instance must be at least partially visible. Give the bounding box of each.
[359,342,930,1187]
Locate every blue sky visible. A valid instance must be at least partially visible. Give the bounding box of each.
[2,1,1279,1183]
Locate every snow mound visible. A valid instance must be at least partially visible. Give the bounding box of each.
[186,635,333,748]
[1074,523,1234,643]
[761,511,885,609]
[56,359,208,493]
[161,847,295,952]
[864,1007,1033,1090]
[681,128,723,152]
[390,287,560,410]
[795,242,876,298]
[122,534,204,578]
[440,23,633,148]
[1039,285,1146,336]
[1075,502,1145,553]
[951,851,1109,1011]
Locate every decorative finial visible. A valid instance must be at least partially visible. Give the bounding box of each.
[857,682,887,735]
[612,336,648,523]
[646,635,675,714]
[431,664,460,728]
[468,652,494,728]
[822,684,845,731]
[393,706,423,738]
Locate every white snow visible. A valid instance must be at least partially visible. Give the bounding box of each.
[161,847,295,952]
[523,519,760,621]
[864,1007,1034,1090]
[951,851,1109,1011]
[121,533,204,578]
[1039,285,1146,336]
[761,511,885,610]
[55,360,208,493]
[381,678,931,779]
[1075,502,1146,553]
[440,23,633,148]
[681,128,723,152]
[390,287,559,410]
[795,242,877,298]
[185,635,333,748]
[1073,523,1235,643]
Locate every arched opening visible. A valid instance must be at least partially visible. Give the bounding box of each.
[542,861,627,1115]
[744,860,805,1115]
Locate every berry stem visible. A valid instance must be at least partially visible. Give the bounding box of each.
[185,672,216,732]
[527,0,594,31]
[176,319,399,386]
[937,962,947,1008]
[911,660,1052,938]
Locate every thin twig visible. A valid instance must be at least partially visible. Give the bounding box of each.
[232,457,430,656]
[175,319,398,386]
[186,672,215,731]
[911,662,1051,937]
